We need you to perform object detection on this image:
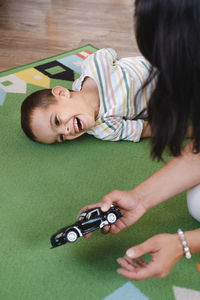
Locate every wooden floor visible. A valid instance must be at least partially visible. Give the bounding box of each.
[0,0,140,72]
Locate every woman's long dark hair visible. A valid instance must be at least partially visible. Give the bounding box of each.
[135,0,200,160]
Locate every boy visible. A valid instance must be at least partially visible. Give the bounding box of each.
[21,48,156,144]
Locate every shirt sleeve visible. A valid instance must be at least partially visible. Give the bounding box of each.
[72,48,117,92]
[82,48,117,74]
[85,48,117,66]
[87,117,144,142]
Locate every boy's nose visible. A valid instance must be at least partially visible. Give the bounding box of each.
[62,125,70,136]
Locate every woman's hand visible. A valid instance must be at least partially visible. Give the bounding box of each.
[117,233,184,280]
[78,189,147,236]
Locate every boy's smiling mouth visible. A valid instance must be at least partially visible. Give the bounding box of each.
[74,117,84,133]
[76,117,82,131]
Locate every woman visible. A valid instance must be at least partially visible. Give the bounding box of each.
[80,0,200,280]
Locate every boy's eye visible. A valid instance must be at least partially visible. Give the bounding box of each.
[55,116,60,126]
[60,134,64,142]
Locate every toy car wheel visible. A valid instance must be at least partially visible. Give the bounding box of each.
[66,230,78,243]
[106,212,117,224]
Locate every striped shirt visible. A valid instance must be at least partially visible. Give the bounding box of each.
[73,48,156,142]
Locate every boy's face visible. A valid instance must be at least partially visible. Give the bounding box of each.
[30,87,96,144]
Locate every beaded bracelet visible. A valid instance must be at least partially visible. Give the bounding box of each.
[177,229,192,259]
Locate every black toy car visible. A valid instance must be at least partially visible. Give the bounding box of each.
[50,205,122,248]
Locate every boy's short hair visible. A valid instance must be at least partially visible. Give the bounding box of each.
[21,89,56,141]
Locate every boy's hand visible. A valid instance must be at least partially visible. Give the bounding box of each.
[141,121,152,138]
[186,125,193,138]
[78,189,147,237]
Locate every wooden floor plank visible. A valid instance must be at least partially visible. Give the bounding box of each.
[0,0,139,71]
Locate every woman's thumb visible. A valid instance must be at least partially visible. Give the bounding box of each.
[126,240,150,258]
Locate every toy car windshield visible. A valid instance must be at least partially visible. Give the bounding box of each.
[78,212,87,221]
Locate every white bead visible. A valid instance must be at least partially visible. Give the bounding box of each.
[182,240,187,246]
[186,252,192,259]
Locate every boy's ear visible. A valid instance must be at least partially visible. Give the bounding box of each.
[51,86,71,98]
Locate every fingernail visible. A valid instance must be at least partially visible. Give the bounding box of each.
[101,203,109,211]
[116,258,122,264]
[117,268,123,275]
[126,249,135,258]
[123,255,132,264]
[102,226,110,234]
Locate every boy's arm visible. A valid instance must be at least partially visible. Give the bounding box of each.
[186,125,193,138]
[141,121,193,138]
[141,121,152,138]
[88,118,144,142]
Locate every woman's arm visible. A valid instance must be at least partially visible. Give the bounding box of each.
[80,141,200,236]
[141,121,193,138]
[135,141,200,212]
[185,228,200,254]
